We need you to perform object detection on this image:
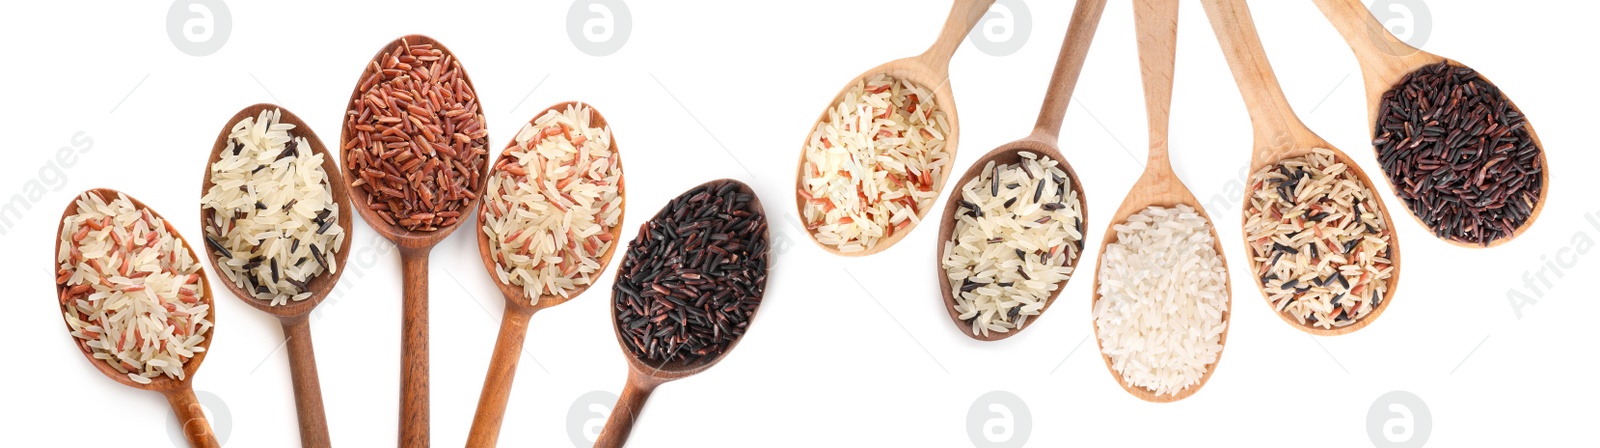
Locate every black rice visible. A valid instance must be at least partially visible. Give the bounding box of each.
[1373,61,1543,246]
[613,180,769,366]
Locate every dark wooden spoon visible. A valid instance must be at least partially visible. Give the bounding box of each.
[339,34,490,445]
[465,101,627,446]
[199,104,353,447]
[54,188,220,448]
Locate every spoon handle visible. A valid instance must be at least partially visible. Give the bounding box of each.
[1032,0,1109,141]
[281,317,332,448]
[594,373,658,448]
[916,0,998,70]
[1200,0,1305,153]
[1311,0,1421,75]
[164,387,221,448]
[399,249,430,446]
[1134,0,1180,165]
[465,304,535,447]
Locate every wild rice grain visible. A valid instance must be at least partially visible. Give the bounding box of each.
[202,109,345,306]
[941,152,1083,337]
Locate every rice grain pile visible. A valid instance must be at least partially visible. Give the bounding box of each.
[799,74,950,253]
[343,38,488,232]
[614,181,768,366]
[202,109,345,306]
[1245,149,1394,328]
[1094,205,1227,397]
[482,104,623,301]
[941,152,1083,337]
[56,192,212,384]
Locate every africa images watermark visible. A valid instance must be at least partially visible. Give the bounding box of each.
[1503,209,1599,320]
[0,132,94,237]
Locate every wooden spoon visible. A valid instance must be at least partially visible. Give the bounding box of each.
[339,34,490,445]
[54,189,220,448]
[1088,0,1230,402]
[465,101,627,447]
[793,0,996,257]
[935,0,1105,342]
[1201,0,1402,336]
[593,179,769,448]
[1312,0,1549,248]
[198,104,352,447]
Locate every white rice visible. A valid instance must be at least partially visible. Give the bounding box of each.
[1094,205,1228,397]
[56,191,212,382]
[200,109,345,306]
[941,152,1083,337]
[800,73,950,253]
[481,103,623,301]
[1244,148,1394,328]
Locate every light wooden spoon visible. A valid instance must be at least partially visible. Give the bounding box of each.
[465,101,627,447]
[1312,0,1548,248]
[594,179,769,448]
[339,34,490,445]
[199,104,353,447]
[794,0,996,257]
[1089,0,1230,403]
[54,189,220,448]
[935,0,1106,342]
[1201,0,1402,336]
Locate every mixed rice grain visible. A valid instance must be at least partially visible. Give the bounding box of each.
[941,152,1083,337]
[482,104,624,301]
[57,191,212,384]
[202,109,345,306]
[1244,149,1394,328]
[800,73,950,253]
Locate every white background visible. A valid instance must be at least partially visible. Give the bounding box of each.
[2,0,1595,446]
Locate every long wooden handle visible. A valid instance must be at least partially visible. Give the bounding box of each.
[400,248,431,447]
[164,387,221,448]
[1134,0,1180,164]
[1311,0,1418,70]
[281,317,332,448]
[1200,0,1303,148]
[593,374,658,448]
[916,0,999,70]
[1032,0,1109,140]
[464,304,535,447]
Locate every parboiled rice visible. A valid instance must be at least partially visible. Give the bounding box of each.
[201,109,345,306]
[1094,205,1228,397]
[481,103,623,301]
[800,73,950,253]
[57,191,212,384]
[941,152,1083,337]
[1244,148,1394,328]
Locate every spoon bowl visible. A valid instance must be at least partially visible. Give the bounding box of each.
[198,103,351,447]
[1203,0,1402,336]
[935,0,1106,341]
[595,179,769,448]
[339,33,490,445]
[54,188,220,447]
[794,0,996,257]
[1313,0,1548,248]
[466,101,627,446]
[1089,0,1229,402]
